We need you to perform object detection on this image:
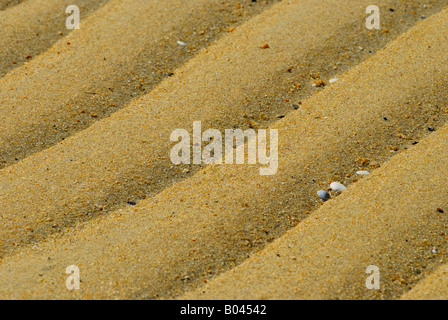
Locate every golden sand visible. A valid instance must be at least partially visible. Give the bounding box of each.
[0,0,447,300]
[0,0,277,167]
[401,263,448,299]
[0,0,109,78]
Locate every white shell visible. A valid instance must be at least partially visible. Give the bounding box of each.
[329,78,338,84]
[177,41,187,46]
[356,171,370,175]
[330,182,346,191]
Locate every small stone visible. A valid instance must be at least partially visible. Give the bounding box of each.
[261,43,269,49]
[177,41,187,46]
[370,161,380,168]
[312,79,324,87]
[330,182,346,191]
[356,171,370,175]
[359,157,369,165]
[317,190,330,201]
[329,78,338,84]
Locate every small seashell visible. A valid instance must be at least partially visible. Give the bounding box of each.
[330,182,346,191]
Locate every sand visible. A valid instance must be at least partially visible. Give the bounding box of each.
[0,0,447,299]
[0,0,109,78]
[0,0,430,257]
[185,100,448,299]
[401,263,448,299]
[0,0,24,11]
[0,0,278,168]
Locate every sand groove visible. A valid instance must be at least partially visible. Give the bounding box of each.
[0,2,446,299]
[0,0,110,78]
[401,264,448,299]
[184,115,448,299]
[0,0,25,11]
[0,0,278,168]
[0,0,431,257]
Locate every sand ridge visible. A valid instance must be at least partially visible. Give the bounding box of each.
[0,2,447,300]
[0,0,278,168]
[401,263,448,299]
[184,113,448,299]
[0,0,429,257]
[0,0,110,78]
